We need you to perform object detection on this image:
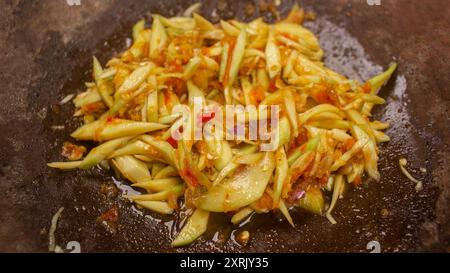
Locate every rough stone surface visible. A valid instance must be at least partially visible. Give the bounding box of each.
[0,0,448,252]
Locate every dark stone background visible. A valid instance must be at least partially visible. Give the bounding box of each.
[0,0,448,252]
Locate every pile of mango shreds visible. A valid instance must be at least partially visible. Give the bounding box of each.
[49,6,396,246]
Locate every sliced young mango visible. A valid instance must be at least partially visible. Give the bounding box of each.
[172,209,210,247]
